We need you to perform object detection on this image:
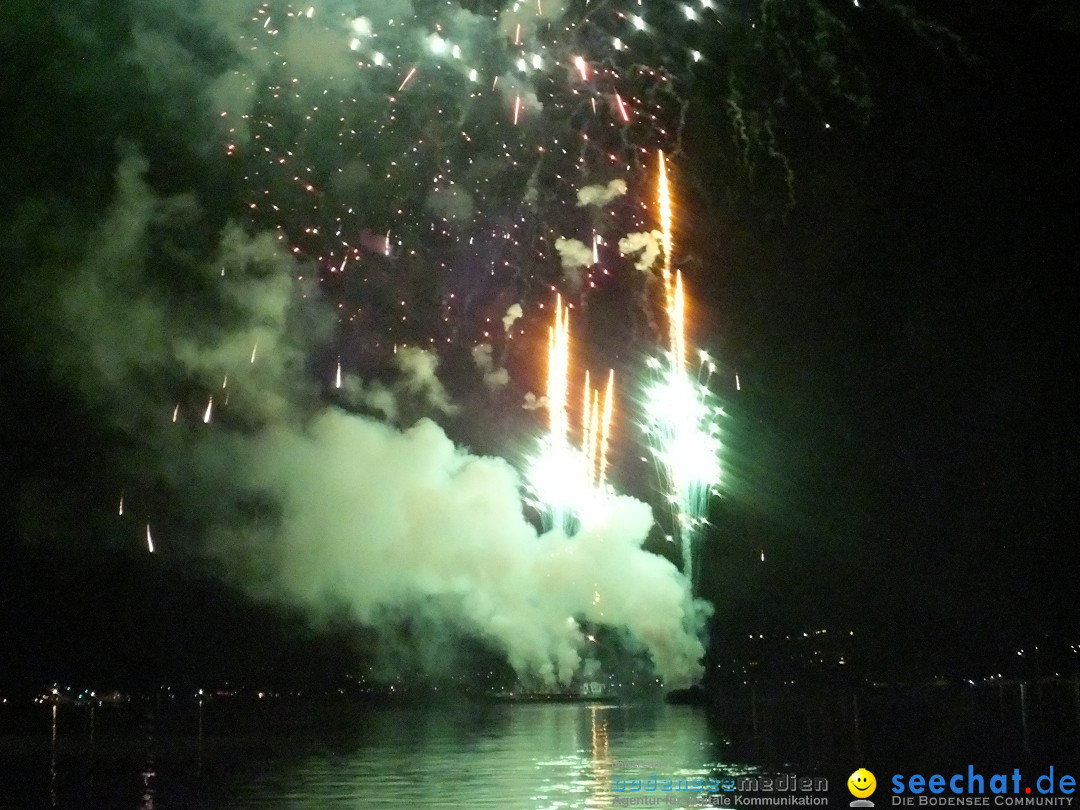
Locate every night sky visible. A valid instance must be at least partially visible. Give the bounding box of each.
[1,0,1077,692]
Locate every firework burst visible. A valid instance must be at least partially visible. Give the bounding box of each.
[642,153,721,584]
[526,294,616,535]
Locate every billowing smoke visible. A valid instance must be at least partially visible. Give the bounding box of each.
[578,179,628,208]
[394,347,459,416]
[523,392,547,411]
[7,146,707,689]
[619,230,664,272]
[472,343,511,390]
[340,376,400,422]
[2,0,711,690]
[338,349,459,423]
[554,236,594,285]
[241,412,707,687]
[502,303,524,333]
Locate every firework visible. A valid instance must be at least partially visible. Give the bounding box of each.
[642,153,721,584]
[526,294,616,534]
[225,0,727,353]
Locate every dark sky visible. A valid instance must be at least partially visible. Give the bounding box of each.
[1,1,1077,689]
[686,2,1079,669]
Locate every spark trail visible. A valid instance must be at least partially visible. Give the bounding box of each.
[527,294,616,535]
[642,152,721,585]
[4,0,934,691]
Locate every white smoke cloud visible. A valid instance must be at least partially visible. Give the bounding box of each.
[522,392,546,411]
[395,347,459,416]
[577,179,628,208]
[55,150,317,431]
[619,230,664,271]
[472,343,510,390]
[502,303,523,333]
[244,411,707,687]
[554,236,593,285]
[340,376,399,422]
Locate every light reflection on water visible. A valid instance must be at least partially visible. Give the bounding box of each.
[226,704,734,809]
[0,701,745,809]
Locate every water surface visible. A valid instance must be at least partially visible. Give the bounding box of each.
[3,682,1078,809]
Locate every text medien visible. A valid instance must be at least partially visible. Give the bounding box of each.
[613,774,828,793]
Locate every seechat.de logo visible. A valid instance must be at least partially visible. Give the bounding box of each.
[849,768,878,808]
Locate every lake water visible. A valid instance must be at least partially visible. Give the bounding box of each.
[2,683,1078,809]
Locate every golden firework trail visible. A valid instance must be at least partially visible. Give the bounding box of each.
[646,152,721,586]
[530,294,617,532]
[546,294,572,446]
[673,269,687,377]
[545,297,615,489]
[582,369,594,477]
[598,369,615,487]
[658,151,673,287]
[657,150,680,366]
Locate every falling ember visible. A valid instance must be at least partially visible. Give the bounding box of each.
[203,396,213,424]
[250,341,258,364]
[146,524,154,554]
[513,94,522,125]
[384,230,392,256]
[172,404,179,423]
[735,373,741,391]
[397,66,416,91]
[335,356,343,389]
[574,55,589,82]
[615,93,630,122]
[118,494,124,516]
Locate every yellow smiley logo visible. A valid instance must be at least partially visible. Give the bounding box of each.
[848,768,877,798]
